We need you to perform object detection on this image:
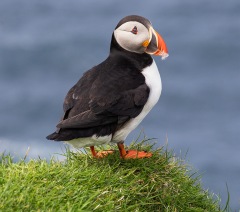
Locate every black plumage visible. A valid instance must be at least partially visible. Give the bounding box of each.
[46,34,153,141]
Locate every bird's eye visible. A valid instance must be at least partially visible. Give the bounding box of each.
[131,26,138,34]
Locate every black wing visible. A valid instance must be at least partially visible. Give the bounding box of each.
[57,56,150,129]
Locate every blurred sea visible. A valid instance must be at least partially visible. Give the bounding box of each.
[0,0,240,210]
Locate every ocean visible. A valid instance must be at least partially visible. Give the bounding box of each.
[0,0,240,209]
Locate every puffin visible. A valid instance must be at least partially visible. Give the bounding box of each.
[46,15,168,159]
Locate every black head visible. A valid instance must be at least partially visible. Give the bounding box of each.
[111,15,168,59]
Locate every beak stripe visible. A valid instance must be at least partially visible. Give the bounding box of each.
[145,27,169,60]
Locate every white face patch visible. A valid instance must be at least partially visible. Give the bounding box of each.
[114,21,150,54]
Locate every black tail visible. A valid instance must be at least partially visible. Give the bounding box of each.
[46,129,85,141]
[46,132,62,141]
[46,124,116,142]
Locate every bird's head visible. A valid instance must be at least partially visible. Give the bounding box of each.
[113,15,168,60]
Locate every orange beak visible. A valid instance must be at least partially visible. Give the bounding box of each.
[144,27,169,60]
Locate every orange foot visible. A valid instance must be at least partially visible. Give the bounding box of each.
[90,146,114,158]
[95,150,115,158]
[117,143,152,159]
[123,150,152,159]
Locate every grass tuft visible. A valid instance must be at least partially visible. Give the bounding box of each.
[0,141,226,211]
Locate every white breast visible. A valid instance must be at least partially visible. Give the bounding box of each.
[112,59,162,142]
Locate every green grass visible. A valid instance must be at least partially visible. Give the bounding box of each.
[0,141,226,211]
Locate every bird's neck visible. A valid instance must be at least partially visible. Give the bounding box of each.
[109,34,153,68]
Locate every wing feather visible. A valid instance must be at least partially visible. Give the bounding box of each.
[56,56,150,130]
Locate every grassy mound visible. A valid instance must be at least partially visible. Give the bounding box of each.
[0,142,224,211]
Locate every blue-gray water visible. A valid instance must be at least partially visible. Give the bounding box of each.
[0,0,239,210]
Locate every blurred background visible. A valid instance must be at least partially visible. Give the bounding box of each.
[0,0,239,209]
